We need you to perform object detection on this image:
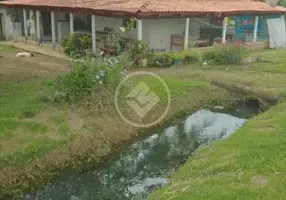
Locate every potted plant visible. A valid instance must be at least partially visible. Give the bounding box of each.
[128,40,148,67]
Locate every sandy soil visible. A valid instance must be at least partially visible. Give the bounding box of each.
[0,49,70,82]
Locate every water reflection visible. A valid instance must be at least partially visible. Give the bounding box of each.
[22,109,248,200]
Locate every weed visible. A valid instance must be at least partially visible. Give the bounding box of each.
[148,49,201,67]
[20,108,37,119]
[202,44,250,65]
[42,58,123,105]
[62,33,92,58]
[0,43,16,50]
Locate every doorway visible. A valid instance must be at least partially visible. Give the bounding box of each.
[41,11,52,42]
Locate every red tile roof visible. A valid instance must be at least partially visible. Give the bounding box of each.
[1,0,285,18]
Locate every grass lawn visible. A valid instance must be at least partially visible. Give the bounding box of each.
[0,44,285,196]
[149,101,286,200]
[0,81,80,168]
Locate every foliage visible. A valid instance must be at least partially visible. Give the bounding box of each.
[255,0,286,6]
[255,0,285,6]
[148,49,201,67]
[101,31,124,53]
[202,44,250,65]
[0,43,16,50]
[125,17,137,30]
[279,0,286,6]
[128,40,148,66]
[62,33,92,58]
[148,52,174,67]
[101,17,137,54]
[42,59,123,104]
[180,49,201,64]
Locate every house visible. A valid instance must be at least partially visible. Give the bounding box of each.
[0,0,285,52]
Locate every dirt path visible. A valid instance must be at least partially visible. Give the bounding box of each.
[2,41,69,60]
[0,47,70,82]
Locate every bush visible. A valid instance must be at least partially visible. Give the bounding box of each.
[43,59,123,104]
[62,33,92,58]
[202,44,250,65]
[148,49,201,67]
[181,49,201,64]
[128,40,148,66]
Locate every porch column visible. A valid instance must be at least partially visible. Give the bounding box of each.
[91,15,96,54]
[36,10,41,43]
[69,13,74,35]
[253,16,259,43]
[29,10,37,41]
[184,18,190,50]
[222,16,228,44]
[137,19,142,41]
[23,9,28,39]
[51,11,56,46]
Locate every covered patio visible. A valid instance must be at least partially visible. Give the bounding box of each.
[0,0,285,53]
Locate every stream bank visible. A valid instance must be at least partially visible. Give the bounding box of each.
[149,101,286,200]
[19,103,259,200]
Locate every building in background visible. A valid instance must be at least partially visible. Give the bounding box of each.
[0,0,285,51]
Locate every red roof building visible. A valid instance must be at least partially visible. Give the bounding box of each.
[0,0,285,51]
[0,0,285,18]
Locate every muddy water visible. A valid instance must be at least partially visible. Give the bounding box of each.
[22,106,257,200]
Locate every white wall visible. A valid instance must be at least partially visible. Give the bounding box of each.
[89,17,209,50]
[0,7,23,40]
[57,21,69,41]
[93,16,137,40]
[143,18,210,51]
[55,12,68,41]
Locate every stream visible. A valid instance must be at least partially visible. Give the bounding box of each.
[21,105,258,200]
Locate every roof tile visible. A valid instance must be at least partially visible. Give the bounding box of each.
[1,0,285,17]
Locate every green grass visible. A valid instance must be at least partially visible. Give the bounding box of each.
[0,82,42,118]
[0,81,77,168]
[0,48,285,197]
[0,43,16,51]
[0,82,46,140]
[149,102,286,200]
[129,75,209,102]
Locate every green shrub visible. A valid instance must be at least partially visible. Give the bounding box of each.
[147,49,201,67]
[202,50,216,62]
[128,40,148,66]
[43,59,123,104]
[181,49,201,64]
[21,108,37,119]
[147,52,174,67]
[62,33,92,58]
[202,44,250,65]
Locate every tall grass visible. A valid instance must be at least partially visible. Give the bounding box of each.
[202,44,250,65]
[40,58,123,106]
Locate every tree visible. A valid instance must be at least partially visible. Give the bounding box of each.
[255,0,286,7]
[278,0,286,6]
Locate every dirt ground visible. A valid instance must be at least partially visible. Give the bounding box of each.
[0,48,70,82]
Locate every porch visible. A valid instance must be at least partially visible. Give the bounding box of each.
[3,7,285,54]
